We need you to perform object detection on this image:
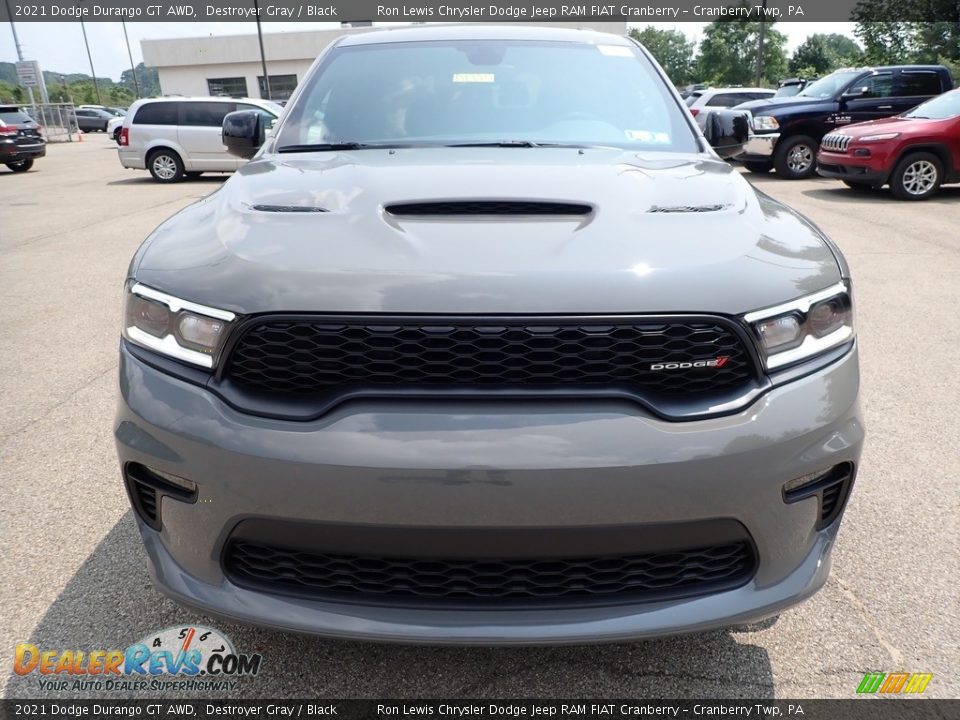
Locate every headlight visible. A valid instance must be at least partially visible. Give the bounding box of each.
[743,282,854,370]
[123,283,236,368]
[752,115,779,131]
[858,132,900,143]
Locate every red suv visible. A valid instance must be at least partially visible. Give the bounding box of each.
[817,88,960,200]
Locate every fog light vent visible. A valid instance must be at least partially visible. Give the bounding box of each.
[783,462,855,529]
[124,463,198,531]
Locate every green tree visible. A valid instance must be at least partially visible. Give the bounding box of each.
[789,33,863,76]
[120,63,161,98]
[819,33,864,66]
[696,20,788,87]
[628,27,696,86]
[789,35,833,75]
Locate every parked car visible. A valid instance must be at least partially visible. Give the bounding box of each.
[115,25,861,644]
[736,65,953,179]
[74,107,117,132]
[685,87,776,127]
[817,87,960,199]
[679,82,708,99]
[117,96,282,182]
[0,105,46,172]
[775,78,815,98]
[108,115,125,144]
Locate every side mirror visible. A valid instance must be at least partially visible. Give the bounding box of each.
[842,86,868,100]
[222,110,265,159]
[703,109,751,159]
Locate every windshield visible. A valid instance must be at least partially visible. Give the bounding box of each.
[903,90,960,119]
[276,39,697,152]
[797,72,862,99]
[0,110,31,125]
[775,85,801,97]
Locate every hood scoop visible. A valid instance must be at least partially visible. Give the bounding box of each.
[251,204,328,213]
[648,203,732,214]
[385,201,593,216]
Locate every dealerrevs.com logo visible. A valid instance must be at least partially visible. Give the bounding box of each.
[650,356,730,371]
[13,625,263,692]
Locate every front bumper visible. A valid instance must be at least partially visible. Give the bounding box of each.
[817,150,889,185]
[739,132,780,161]
[115,343,863,644]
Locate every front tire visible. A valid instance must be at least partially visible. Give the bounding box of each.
[744,161,772,174]
[147,149,185,183]
[842,180,878,190]
[889,152,942,201]
[6,158,34,172]
[774,135,818,179]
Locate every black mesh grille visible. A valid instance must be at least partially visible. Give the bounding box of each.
[131,480,159,526]
[223,318,756,401]
[385,201,592,216]
[224,540,756,604]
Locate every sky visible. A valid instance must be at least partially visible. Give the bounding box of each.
[1,21,856,80]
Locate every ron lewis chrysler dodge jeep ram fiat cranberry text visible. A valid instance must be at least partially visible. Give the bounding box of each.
[115,26,863,644]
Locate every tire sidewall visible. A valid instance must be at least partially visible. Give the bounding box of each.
[774,135,818,179]
[890,152,942,201]
[6,158,33,172]
[148,150,184,183]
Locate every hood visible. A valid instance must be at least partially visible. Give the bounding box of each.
[736,96,832,113]
[133,148,842,316]
[833,114,951,137]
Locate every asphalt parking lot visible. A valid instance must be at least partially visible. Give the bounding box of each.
[2,137,958,700]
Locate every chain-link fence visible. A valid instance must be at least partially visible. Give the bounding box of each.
[24,103,78,142]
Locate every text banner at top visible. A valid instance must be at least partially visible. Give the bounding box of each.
[1,0,958,23]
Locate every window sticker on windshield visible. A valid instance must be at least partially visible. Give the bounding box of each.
[597,45,633,57]
[453,73,495,83]
[626,130,671,144]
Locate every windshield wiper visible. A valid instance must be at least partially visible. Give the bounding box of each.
[447,140,541,148]
[446,141,616,149]
[277,142,410,153]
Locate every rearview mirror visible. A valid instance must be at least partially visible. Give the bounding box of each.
[222,110,265,159]
[703,110,751,159]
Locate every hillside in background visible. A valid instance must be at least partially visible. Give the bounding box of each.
[0,62,160,105]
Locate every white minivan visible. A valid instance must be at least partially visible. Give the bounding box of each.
[117,97,282,182]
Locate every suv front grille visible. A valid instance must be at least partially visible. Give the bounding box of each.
[221,316,758,411]
[821,134,852,153]
[224,540,756,604]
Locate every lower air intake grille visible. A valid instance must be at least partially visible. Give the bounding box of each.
[224,540,756,605]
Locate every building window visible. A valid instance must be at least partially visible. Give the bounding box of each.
[207,77,248,98]
[258,74,298,101]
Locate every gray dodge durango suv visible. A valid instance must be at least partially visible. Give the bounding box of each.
[116,26,863,644]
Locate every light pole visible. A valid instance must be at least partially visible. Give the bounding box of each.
[754,0,768,88]
[79,20,102,105]
[122,22,140,98]
[4,0,37,107]
[253,0,271,99]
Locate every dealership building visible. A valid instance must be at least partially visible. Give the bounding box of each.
[141,22,629,101]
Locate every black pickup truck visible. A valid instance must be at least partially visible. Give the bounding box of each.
[736,65,953,179]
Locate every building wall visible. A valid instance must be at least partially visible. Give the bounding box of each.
[143,22,628,99]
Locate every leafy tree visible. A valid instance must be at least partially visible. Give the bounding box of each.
[628,27,696,86]
[696,20,788,86]
[120,63,161,98]
[789,36,833,75]
[789,33,863,76]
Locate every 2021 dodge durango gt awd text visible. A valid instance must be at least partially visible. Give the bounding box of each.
[115,26,863,644]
